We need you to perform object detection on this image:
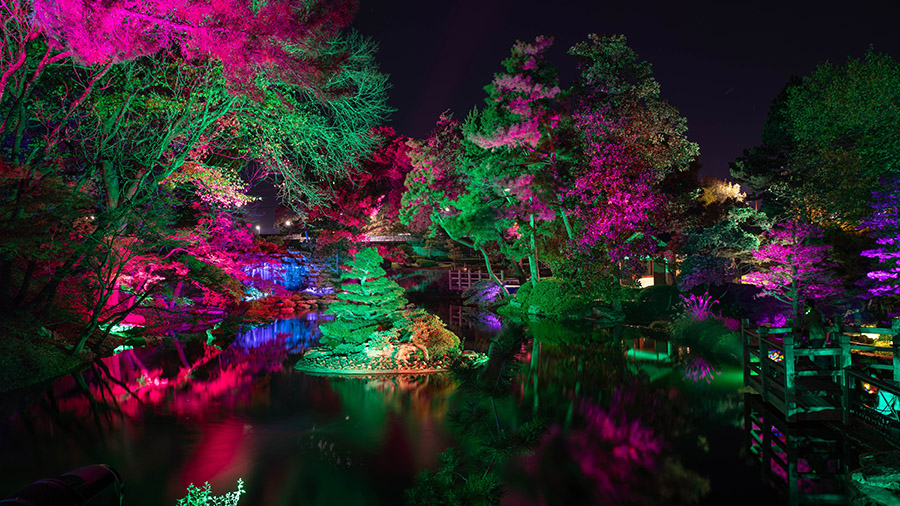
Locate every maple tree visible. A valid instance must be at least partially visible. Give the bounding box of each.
[743,220,840,323]
[566,35,697,275]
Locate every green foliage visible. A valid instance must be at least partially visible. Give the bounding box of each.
[504,277,593,318]
[669,317,741,363]
[396,309,461,357]
[319,248,408,350]
[176,479,244,506]
[405,449,501,506]
[406,324,543,506]
[568,34,699,179]
[732,49,900,227]
[247,31,392,216]
[624,284,680,324]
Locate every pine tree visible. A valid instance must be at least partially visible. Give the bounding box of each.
[318,247,407,352]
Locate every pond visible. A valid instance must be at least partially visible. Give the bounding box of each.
[0,303,842,505]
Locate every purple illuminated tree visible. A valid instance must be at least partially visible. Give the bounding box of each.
[860,177,900,297]
[566,34,698,276]
[743,220,840,323]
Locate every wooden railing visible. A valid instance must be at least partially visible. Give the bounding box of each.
[742,318,900,436]
[448,269,520,291]
[744,394,850,506]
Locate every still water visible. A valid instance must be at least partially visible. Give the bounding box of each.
[0,305,834,505]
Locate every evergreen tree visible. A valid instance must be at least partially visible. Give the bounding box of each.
[318,247,407,352]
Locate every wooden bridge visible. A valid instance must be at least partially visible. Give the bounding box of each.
[742,319,900,436]
[447,269,521,291]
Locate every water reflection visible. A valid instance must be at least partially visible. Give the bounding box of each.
[0,316,459,505]
[744,394,853,505]
[0,309,801,505]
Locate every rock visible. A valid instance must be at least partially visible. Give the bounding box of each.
[850,451,900,506]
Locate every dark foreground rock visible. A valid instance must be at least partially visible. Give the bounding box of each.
[849,451,900,506]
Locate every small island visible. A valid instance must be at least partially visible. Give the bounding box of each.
[294,247,486,375]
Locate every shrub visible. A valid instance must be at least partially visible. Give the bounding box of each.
[462,280,507,307]
[398,309,461,357]
[670,317,741,363]
[624,284,680,324]
[508,278,592,318]
[318,248,407,350]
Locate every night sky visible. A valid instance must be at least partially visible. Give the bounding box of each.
[353,1,900,180]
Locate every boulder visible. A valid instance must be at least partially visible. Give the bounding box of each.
[850,451,900,506]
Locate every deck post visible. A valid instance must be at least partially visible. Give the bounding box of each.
[742,319,751,387]
[892,318,900,384]
[759,326,770,404]
[840,332,851,425]
[784,319,796,419]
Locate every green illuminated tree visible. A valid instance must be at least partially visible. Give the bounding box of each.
[732,49,900,227]
[461,36,573,286]
[318,247,407,352]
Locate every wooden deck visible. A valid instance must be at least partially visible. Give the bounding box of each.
[744,394,851,506]
[742,319,900,435]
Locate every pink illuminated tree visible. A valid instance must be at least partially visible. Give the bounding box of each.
[743,220,840,323]
[30,0,357,95]
[566,34,698,277]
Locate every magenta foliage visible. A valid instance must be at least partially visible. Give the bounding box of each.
[679,292,719,321]
[743,220,839,310]
[860,178,900,296]
[565,139,665,267]
[468,36,561,150]
[519,399,662,505]
[31,0,356,90]
[682,356,720,384]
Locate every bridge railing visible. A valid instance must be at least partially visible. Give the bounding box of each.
[743,318,900,431]
[844,368,900,442]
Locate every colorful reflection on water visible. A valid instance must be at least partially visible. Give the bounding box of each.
[0,309,832,505]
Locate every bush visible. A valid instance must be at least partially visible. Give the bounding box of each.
[670,317,742,363]
[624,284,680,324]
[462,280,507,307]
[398,309,461,357]
[505,278,592,319]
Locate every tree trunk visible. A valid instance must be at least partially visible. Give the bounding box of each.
[479,248,509,297]
[13,259,35,307]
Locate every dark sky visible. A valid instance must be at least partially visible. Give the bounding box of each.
[353,1,900,180]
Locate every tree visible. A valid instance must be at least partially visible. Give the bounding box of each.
[241,31,392,216]
[401,114,511,292]
[566,34,698,275]
[462,36,569,286]
[678,206,770,292]
[860,176,900,297]
[305,126,413,236]
[30,0,358,95]
[318,247,407,352]
[732,50,900,227]
[743,220,840,323]
[1,0,389,355]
